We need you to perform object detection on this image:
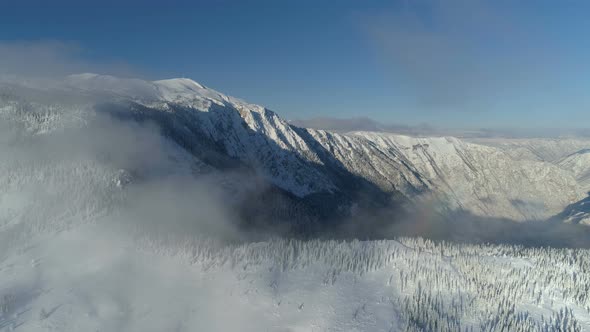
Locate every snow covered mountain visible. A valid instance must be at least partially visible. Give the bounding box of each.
[4,74,590,331]
[64,74,590,221]
[2,73,588,229]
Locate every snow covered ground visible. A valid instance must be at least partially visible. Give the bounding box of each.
[1,224,589,331]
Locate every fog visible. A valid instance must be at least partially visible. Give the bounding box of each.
[0,93,245,246]
[336,204,590,249]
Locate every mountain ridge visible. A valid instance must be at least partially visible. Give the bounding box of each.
[1,74,588,232]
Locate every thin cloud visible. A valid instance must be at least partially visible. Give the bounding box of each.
[0,40,140,79]
[360,0,569,109]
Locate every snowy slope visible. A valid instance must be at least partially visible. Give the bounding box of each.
[65,74,339,198]
[558,149,590,192]
[354,132,584,220]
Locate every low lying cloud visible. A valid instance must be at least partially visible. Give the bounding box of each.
[0,89,244,247]
[327,196,590,249]
[0,40,138,79]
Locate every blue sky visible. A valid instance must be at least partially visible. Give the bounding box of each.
[1,0,590,129]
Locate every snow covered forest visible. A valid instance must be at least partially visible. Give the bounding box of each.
[97,235,590,330]
[3,229,590,331]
